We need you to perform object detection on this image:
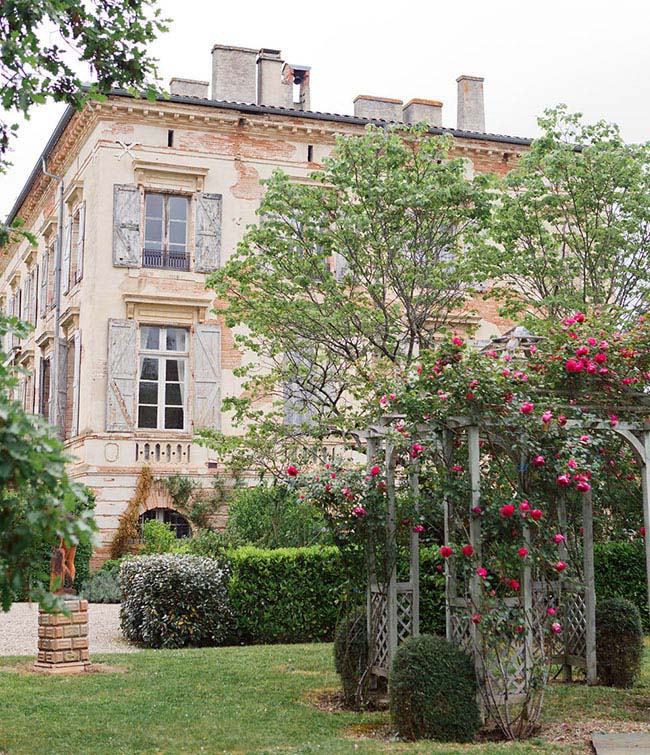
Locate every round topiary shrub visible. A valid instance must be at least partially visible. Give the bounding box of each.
[120,555,232,648]
[333,610,369,707]
[390,634,480,742]
[596,596,643,688]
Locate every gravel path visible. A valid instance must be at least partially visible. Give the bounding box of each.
[0,603,139,655]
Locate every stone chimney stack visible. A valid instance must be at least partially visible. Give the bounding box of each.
[283,63,311,110]
[211,44,257,103]
[257,49,293,108]
[353,95,403,122]
[456,75,485,132]
[170,78,209,99]
[402,99,443,128]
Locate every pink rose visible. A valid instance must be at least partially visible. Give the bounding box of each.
[520,402,534,415]
[547,607,557,616]
[576,480,591,493]
[518,547,529,558]
[353,506,366,517]
[452,336,463,347]
[440,546,453,558]
[519,500,531,512]
[551,622,562,634]
[471,613,482,625]
[412,524,425,534]
[557,474,571,487]
[287,465,299,477]
[370,465,381,476]
[533,455,545,467]
[500,504,515,518]
[477,567,488,579]
[530,509,543,521]
[554,561,567,572]
[462,544,474,557]
[541,410,553,424]
[553,533,565,543]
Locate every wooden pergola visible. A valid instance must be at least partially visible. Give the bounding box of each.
[363,412,650,693]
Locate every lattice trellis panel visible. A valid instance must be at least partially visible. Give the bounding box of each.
[369,583,415,676]
[563,589,587,660]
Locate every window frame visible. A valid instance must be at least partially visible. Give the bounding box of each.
[136,324,189,432]
[142,191,190,271]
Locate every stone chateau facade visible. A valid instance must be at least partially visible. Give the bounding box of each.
[2,44,530,565]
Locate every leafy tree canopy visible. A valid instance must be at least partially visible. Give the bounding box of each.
[201,124,493,474]
[477,106,650,322]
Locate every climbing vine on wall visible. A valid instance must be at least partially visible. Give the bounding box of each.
[110,467,154,559]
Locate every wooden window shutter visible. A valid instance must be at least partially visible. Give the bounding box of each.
[40,253,48,317]
[194,193,222,273]
[55,339,68,436]
[106,319,137,431]
[72,330,82,436]
[112,185,141,268]
[192,324,221,429]
[32,265,39,323]
[76,202,86,281]
[62,217,72,295]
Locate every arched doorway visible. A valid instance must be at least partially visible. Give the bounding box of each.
[138,508,191,539]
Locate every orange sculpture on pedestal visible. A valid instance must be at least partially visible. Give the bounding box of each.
[50,538,77,595]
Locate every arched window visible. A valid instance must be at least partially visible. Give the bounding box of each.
[138,508,191,539]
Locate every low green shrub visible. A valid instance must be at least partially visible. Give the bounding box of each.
[390,634,480,742]
[596,596,643,687]
[594,540,650,629]
[333,610,369,707]
[141,520,178,554]
[120,555,232,648]
[419,547,446,636]
[227,546,349,643]
[187,529,228,558]
[80,569,121,603]
[226,484,331,548]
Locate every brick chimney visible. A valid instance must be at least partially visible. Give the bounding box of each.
[211,44,257,103]
[456,75,485,132]
[402,98,443,128]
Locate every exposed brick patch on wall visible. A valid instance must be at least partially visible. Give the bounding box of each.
[230,159,262,200]
[177,128,297,161]
[101,122,135,137]
[469,293,515,333]
[213,313,243,369]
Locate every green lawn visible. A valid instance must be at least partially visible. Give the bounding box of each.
[1,642,650,754]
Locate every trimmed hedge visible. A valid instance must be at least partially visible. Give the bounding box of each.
[594,540,650,629]
[120,555,232,648]
[333,610,369,707]
[596,596,644,687]
[390,634,480,742]
[227,546,351,644]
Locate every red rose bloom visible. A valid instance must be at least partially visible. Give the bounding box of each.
[500,504,515,518]
[462,544,474,557]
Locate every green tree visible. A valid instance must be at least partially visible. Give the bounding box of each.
[201,125,492,475]
[479,106,650,321]
[0,317,96,610]
[1,0,168,244]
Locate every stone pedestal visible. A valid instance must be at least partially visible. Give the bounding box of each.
[33,598,92,674]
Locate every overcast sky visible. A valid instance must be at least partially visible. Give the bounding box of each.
[3,0,649,218]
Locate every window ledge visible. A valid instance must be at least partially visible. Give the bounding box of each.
[123,291,213,324]
[133,160,209,193]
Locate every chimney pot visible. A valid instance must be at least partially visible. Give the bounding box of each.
[456,75,485,132]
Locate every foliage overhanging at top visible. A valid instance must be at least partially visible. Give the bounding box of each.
[0,0,168,245]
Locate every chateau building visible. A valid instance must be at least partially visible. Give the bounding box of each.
[2,44,530,563]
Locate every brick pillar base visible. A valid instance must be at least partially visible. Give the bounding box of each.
[33,598,92,674]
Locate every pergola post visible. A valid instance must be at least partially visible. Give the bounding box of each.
[582,489,597,684]
[467,426,483,654]
[408,458,420,637]
[385,436,398,667]
[443,428,454,642]
[642,430,650,622]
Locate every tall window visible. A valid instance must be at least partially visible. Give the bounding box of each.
[137,325,188,430]
[143,193,189,270]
